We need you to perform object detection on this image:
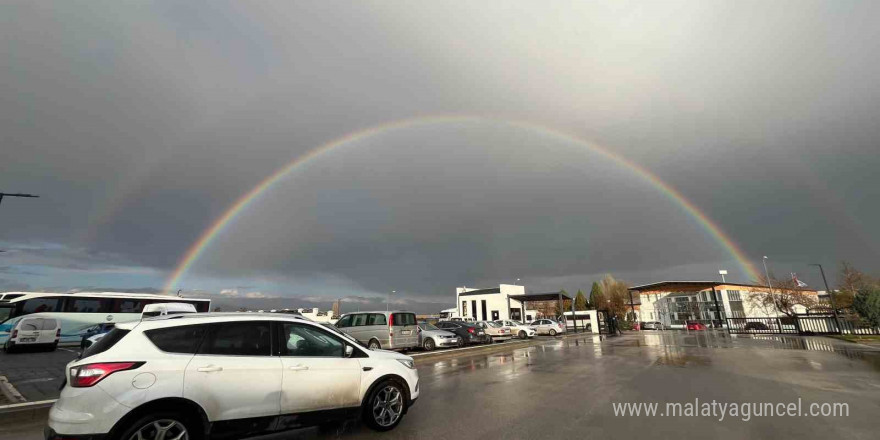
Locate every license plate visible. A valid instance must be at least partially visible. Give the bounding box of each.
[401,330,412,335]
[19,338,36,343]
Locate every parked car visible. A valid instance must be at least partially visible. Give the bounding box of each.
[80,323,115,349]
[141,302,198,319]
[334,311,419,351]
[494,320,536,339]
[417,321,461,350]
[475,321,512,342]
[3,315,60,353]
[529,319,566,336]
[434,320,486,345]
[743,321,770,331]
[641,321,665,330]
[46,313,419,440]
[686,321,708,330]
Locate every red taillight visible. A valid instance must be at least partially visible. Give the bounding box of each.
[69,362,143,388]
[389,314,394,326]
[467,327,475,334]
[11,329,18,339]
[56,328,61,338]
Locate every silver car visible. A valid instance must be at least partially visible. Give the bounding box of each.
[529,319,566,336]
[418,322,461,350]
[335,311,419,350]
[641,321,666,330]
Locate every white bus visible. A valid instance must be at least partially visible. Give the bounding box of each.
[0,292,211,344]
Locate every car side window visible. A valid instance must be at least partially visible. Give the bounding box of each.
[281,323,345,357]
[145,324,208,354]
[367,313,387,326]
[41,319,57,330]
[351,314,368,327]
[335,315,352,328]
[199,322,271,356]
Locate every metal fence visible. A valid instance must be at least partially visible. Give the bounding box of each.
[727,315,880,336]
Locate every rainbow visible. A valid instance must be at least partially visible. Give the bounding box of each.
[163,115,760,292]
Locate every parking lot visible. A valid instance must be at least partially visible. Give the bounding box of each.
[3,330,879,440]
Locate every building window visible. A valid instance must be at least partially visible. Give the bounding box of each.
[728,290,742,301]
[462,301,467,317]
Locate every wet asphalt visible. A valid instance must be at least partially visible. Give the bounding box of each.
[2,331,879,439]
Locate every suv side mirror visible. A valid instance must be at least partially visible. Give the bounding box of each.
[344,345,354,358]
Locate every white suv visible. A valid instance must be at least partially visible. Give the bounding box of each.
[46,313,419,440]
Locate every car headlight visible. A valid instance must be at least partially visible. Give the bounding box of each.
[397,359,415,369]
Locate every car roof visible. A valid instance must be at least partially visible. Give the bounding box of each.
[125,312,315,330]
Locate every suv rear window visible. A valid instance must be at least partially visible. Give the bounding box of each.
[145,324,207,354]
[81,328,130,359]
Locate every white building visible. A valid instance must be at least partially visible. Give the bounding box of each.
[454,284,567,323]
[632,281,819,328]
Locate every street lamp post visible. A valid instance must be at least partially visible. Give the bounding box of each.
[810,264,840,330]
[0,192,39,208]
[387,290,395,311]
[718,270,727,283]
[762,256,779,313]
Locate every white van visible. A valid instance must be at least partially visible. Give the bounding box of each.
[3,315,61,352]
[140,302,198,319]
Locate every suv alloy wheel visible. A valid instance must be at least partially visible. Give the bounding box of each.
[363,381,406,431]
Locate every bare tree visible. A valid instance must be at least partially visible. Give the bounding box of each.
[750,274,818,317]
[835,261,868,309]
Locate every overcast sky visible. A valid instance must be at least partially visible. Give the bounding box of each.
[1,1,878,312]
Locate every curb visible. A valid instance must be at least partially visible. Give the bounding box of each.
[0,376,26,405]
[0,399,54,426]
[411,331,600,363]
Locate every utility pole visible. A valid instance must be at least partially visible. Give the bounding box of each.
[718,269,727,283]
[810,264,840,330]
[0,192,39,208]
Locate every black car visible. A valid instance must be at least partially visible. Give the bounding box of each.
[743,322,770,331]
[79,322,116,349]
[434,321,486,345]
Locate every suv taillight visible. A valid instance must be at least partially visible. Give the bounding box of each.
[11,329,18,339]
[467,327,474,334]
[56,328,61,338]
[69,362,144,388]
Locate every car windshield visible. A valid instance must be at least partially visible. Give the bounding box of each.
[485,321,501,328]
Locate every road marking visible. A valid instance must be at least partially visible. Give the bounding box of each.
[57,348,78,353]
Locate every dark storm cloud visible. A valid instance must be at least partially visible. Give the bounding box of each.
[2,1,878,305]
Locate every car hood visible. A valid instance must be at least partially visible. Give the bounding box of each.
[368,348,414,361]
[421,329,456,338]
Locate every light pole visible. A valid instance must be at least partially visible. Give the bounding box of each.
[718,270,727,283]
[762,256,778,313]
[387,290,395,311]
[515,278,521,285]
[810,264,839,324]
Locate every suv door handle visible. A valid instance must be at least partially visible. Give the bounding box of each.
[288,365,309,371]
[197,366,223,373]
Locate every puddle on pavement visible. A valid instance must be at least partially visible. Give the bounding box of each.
[654,353,712,367]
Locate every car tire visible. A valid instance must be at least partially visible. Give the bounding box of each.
[362,380,407,432]
[457,338,465,348]
[50,342,58,351]
[113,410,203,440]
[518,330,527,339]
[549,329,557,336]
[3,341,13,353]
[423,338,435,351]
[368,339,381,350]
